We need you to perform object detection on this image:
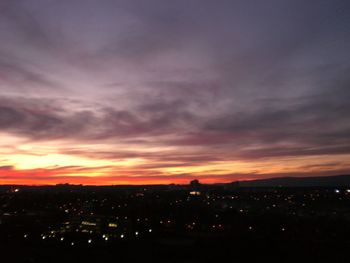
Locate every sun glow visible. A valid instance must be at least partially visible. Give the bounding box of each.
[1,131,350,185]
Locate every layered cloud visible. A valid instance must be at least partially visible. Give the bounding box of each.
[0,0,349,184]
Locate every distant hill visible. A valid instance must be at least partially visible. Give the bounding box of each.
[236,174,350,187]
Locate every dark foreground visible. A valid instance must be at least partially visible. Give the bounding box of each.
[1,184,349,262]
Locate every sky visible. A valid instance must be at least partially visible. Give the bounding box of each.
[0,0,350,185]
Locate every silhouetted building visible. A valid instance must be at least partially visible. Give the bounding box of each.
[190,179,201,187]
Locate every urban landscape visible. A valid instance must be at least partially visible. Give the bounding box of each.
[1,0,350,262]
[1,180,350,262]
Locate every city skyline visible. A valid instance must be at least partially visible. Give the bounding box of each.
[0,0,350,185]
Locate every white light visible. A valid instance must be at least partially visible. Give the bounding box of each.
[120,234,124,238]
[88,239,92,243]
[60,237,64,241]
[24,234,28,238]
[71,242,75,246]
[148,229,152,233]
[135,231,139,236]
[335,189,340,193]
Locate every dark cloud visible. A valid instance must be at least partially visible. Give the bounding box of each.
[0,1,58,49]
[0,165,13,171]
[0,96,199,141]
[0,0,349,182]
[1,81,349,161]
[0,55,62,91]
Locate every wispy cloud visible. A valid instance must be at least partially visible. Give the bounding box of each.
[0,0,349,184]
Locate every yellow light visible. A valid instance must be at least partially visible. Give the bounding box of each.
[81,221,96,226]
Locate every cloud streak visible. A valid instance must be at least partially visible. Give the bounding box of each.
[0,0,349,184]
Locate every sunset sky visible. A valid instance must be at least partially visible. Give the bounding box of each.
[0,0,349,185]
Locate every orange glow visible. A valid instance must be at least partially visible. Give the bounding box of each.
[1,134,350,185]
